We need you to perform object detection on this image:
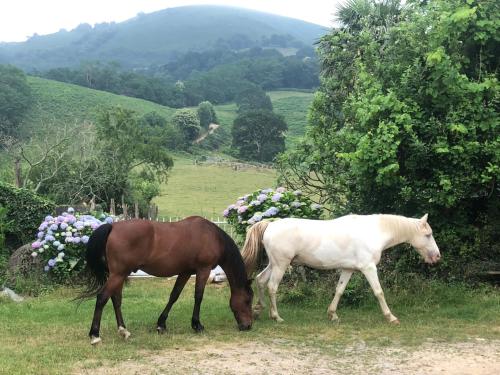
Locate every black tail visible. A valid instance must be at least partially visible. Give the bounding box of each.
[76,223,113,301]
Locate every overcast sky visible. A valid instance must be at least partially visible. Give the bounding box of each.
[0,0,342,43]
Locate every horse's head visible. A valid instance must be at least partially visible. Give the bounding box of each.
[410,214,441,264]
[230,280,253,331]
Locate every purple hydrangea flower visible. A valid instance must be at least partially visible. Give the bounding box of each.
[50,223,58,231]
[65,236,73,243]
[57,215,65,223]
[252,214,263,222]
[73,237,81,244]
[237,205,248,214]
[105,216,113,224]
[60,222,68,230]
[38,222,48,231]
[261,188,274,194]
[48,259,56,267]
[223,209,229,217]
[45,235,55,242]
[81,236,90,244]
[249,200,261,207]
[37,231,44,239]
[236,200,245,207]
[227,204,237,211]
[276,187,286,193]
[264,207,279,217]
[257,194,267,202]
[91,223,99,230]
[271,193,282,202]
[45,215,54,222]
[67,215,76,224]
[31,241,41,249]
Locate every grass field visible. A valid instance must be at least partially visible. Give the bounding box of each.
[24,76,176,132]
[0,278,498,374]
[152,155,276,218]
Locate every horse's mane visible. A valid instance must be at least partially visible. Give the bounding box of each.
[378,214,420,243]
[216,226,250,290]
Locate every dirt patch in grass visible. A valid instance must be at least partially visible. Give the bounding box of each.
[76,339,499,375]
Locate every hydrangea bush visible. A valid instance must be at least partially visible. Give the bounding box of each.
[224,187,323,237]
[30,207,114,281]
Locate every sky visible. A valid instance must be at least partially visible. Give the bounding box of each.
[0,0,342,43]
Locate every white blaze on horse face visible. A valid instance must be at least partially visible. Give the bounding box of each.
[410,214,441,264]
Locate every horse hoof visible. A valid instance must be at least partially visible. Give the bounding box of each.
[118,326,131,340]
[192,323,205,333]
[90,336,102,345]
[157,326,166,335]
[390,318,400,325]
[272,316,284,323]
[329,312,340,322]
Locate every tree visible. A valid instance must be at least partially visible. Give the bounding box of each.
[172,109,201,143]
[0,64,33,137]
[197,101,218,129]
[235,86,273,113]
[232,110,287,162]
[278,0,500,277]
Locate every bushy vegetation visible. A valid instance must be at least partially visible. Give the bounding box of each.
[224,186,323,237]
[278,0,500,278]
[0,182,54,249]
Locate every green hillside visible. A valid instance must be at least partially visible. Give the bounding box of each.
[0,5,326,70]
[23,76,175,130]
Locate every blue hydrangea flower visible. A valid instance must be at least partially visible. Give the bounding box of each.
[257,194,267,202]
[263,207,279,217]
[67,207,75,213]
[53,241,61,247]
[57,244,65,251]
[271,193,282,202]
[48,259,56,267]
[37,231,44,239]
[60,222,68,230]
[50,224,58,231]
[45,215,54,222]
[249,200,261,207]
[81,236,90,244]
[105,217,113,224]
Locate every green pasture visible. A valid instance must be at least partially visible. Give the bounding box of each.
[23,76,175,132]
[0,278,498,375]
[153,155,276,218]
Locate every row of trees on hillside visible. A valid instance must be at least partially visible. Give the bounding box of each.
[36,48,318,108]
[278,0,499,277]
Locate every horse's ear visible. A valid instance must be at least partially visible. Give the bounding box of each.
[420,213,428,224]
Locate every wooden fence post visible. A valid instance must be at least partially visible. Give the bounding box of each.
[134,202,139,219]
[110,198,115,216]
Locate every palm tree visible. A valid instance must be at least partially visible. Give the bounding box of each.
[335,0,405,32]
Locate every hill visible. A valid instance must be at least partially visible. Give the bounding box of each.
[23,76,175,131]
[0,5,326,70]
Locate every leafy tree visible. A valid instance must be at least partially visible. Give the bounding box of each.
[197,101,218,129]
[235,86,273,114]
[172,109,201,143]
[232,110,287,162]
[278,0,500,277]
[0,64,33,137]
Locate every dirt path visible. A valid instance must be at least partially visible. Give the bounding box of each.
[77,339,499,375]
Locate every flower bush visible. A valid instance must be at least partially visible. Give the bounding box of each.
[30,207,114,281]
[224,187,323,237]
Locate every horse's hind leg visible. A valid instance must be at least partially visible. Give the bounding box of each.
[267,265,287,322]
[191,268,211,332]
[112,287,130,340]
[253,264,272,318]
[156,272,191,334]
[327,269,353,321]
[89,274,125,345]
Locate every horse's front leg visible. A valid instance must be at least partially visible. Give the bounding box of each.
[191,268,211,332]
[156,272,191,334]
[361,264,399,324]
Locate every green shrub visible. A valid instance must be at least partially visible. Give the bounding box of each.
[0,182,55,249]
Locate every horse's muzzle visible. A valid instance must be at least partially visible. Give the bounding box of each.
[238,323,252,331]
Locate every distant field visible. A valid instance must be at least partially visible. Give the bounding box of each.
[153,155,276,218]
[24,76,175,132]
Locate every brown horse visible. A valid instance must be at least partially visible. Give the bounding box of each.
[78,216,253,345]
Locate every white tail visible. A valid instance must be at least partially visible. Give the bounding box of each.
[240,221,269,276]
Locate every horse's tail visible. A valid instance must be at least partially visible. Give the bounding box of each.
[75,223,113,301]
[241,221,270,276]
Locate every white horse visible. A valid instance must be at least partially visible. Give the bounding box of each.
[241,214,440,323]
